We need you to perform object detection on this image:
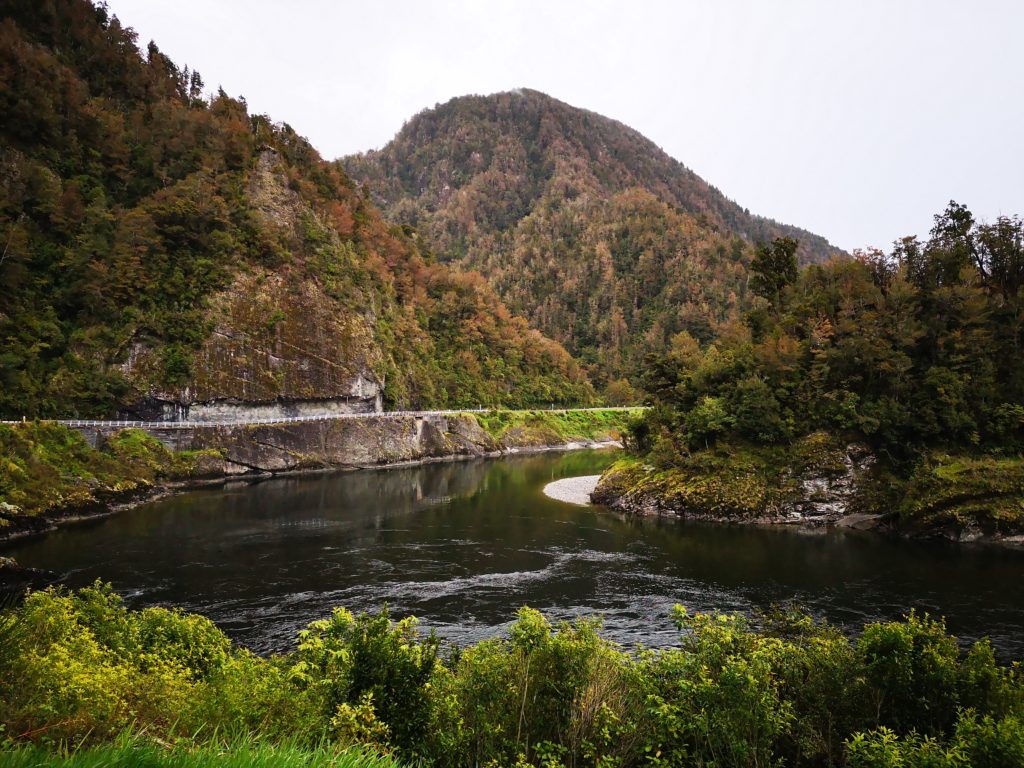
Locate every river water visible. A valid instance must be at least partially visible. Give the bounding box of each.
[5,449,1024,657]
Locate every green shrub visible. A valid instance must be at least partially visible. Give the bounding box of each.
[846,712,1024,768]
[0,584,316,745]
[640,607,794,768]
[291,607,439,760]
[2,585,1023,767]
[857,612,962,734]
[439,607,640,768]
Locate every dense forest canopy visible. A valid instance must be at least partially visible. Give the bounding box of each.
[344,90,845,390]
[635,201,1024,462]
[0,0,594,418]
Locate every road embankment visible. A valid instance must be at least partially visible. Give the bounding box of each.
[0,409,635,542]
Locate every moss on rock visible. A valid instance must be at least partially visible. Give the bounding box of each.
[897,453,1024,537]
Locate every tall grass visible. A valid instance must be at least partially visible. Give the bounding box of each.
[1,737,403,768]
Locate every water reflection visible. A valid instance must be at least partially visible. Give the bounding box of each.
[5,449,1024,659]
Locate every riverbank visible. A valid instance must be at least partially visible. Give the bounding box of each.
[592,437,1024,547]
[0,410,633,543]
[542,474,602,505]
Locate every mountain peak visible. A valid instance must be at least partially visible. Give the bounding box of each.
[344,92,843,384]
[350,90,841,262]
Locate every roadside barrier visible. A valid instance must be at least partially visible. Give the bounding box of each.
[0,407,644,429]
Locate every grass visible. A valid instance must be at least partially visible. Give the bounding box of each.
[468,407,640,447]
[0,738,403,768]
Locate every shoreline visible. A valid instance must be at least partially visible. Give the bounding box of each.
[593,480,1024,550]
[0,440,623,546]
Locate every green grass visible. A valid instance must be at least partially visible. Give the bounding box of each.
[0,738,402,768]
[468,407,641,447]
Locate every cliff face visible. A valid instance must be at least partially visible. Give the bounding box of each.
[117,150,386,419]
[132,411,625,475]
[186,414,502,474]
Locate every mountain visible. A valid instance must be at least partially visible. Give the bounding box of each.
[0,3,593,418]
[343,89,845,387]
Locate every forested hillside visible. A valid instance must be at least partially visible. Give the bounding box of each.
[0,2,593,418]
[344,89,844,388]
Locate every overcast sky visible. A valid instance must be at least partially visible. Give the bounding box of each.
[107,0,1022,253]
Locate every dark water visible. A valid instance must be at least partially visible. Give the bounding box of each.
[5,449,1024,658]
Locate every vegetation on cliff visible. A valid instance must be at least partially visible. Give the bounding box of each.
[0,1,593,419]
[2,584,1023,767]
[344,89,843,388]
[470,407,638,447]
[0,422,219,519]
[613,203,1024,535]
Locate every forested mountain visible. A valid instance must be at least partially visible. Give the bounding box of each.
[0,2,593,418]
[344,90,844,388]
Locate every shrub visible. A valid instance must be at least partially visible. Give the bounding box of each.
[857,612,961,734]
[291,607,439,759]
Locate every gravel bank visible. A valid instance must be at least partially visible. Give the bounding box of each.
[543,475,602,505]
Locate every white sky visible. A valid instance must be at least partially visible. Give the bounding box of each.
[106,0,1023,253]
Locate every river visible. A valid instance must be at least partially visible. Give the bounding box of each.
[5,448,1024,658]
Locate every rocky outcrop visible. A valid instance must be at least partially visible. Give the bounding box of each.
[186,413,502,474]
[593,443,880,530]
[779,444,878,527]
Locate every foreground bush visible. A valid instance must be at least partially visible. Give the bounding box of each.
[1,585,1023,767]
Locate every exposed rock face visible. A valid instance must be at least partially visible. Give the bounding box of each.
[187,414,501,474]
[248,147,305,239]
[780,445,876,527]
[163,395,380,424]
[72,413,613,477]
[118,148,385,421]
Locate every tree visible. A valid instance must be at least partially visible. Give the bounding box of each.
[750,237,799,308]
[604,378,637,405]
[684,395,733,449]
